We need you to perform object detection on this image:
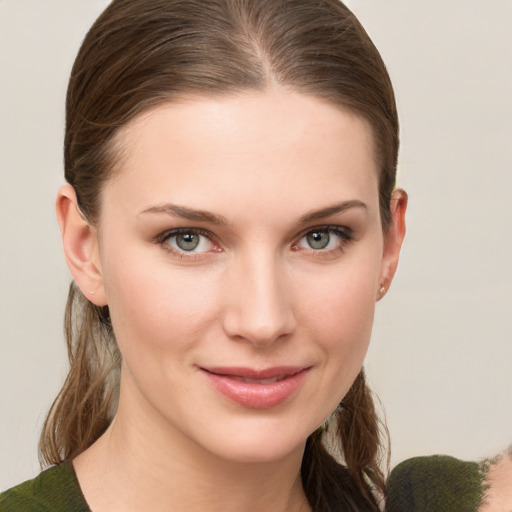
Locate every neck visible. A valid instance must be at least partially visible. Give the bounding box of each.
[73,384,311,512]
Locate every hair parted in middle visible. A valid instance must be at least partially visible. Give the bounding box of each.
[41,1,398,510]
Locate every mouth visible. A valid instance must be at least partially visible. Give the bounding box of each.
[227,375,291,384]
[203,366,305,380]
[200,366,310,409]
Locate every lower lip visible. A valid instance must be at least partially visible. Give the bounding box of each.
[202,368,310,409]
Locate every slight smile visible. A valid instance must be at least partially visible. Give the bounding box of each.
[200,366,311,409]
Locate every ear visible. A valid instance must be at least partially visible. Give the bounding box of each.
[56,184,107,306]
[377,188,408,301]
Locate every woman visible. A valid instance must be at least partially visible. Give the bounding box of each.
[0,0,508,511]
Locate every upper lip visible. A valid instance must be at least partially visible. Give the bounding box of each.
[200,366,309,380]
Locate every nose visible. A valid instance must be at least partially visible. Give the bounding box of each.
[221,252,297,347]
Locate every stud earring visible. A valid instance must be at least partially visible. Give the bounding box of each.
[379,284,386,296]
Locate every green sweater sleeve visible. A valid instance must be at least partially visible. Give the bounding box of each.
[0,461,90,512]
[385,455,487,512]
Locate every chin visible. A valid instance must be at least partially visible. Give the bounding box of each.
[195,418,314,466]
[214,440,306,465]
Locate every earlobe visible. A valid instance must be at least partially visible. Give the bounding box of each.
[56,184,107,306]
[377,188,408,301]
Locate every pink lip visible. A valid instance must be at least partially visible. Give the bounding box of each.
[200,366,310,409]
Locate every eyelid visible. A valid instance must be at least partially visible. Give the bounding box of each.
[296,224,353,241]
[154,227,221,258]
[152,224,353,260]
[154,227,215,243]
[293,224,354,253]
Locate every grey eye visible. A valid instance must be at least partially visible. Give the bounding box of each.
[306,231,330,250]
[175,232,200,251]
[162,229,215,255]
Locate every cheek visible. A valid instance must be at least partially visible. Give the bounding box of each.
[290,274,375,427]
[297,255,379,338]
[101,251,221,359]
[313,280,375,370]
[295,252,380,387]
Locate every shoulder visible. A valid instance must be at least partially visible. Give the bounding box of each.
[0,461,90,512]
[386,454,486,512]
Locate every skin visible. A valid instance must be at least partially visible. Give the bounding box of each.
[57,88,407,512]
[480,452,512,512]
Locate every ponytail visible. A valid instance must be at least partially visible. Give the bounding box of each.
[38,282,120,466]
[301,370,388,511]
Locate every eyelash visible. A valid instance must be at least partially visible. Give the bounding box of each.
[154,225,353,260]
[292,225,354,257]
[154,228,220,260]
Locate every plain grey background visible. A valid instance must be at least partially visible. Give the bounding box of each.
[1,0,511,490]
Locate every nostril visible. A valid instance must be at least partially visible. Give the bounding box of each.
[222,299,297,346]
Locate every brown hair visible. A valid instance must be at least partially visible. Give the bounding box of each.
[40,0,397,509]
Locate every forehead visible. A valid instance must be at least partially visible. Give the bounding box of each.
[104,89,380,220]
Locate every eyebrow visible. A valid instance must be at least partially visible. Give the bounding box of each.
[139,203,230,226]
[139,199,367,227]
[298,199,367,224]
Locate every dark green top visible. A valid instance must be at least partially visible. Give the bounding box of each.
[385,455,486,512]
[0,455,487,511]
[0,461,90,511]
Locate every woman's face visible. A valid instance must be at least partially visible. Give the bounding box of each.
[79,89,404,463]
